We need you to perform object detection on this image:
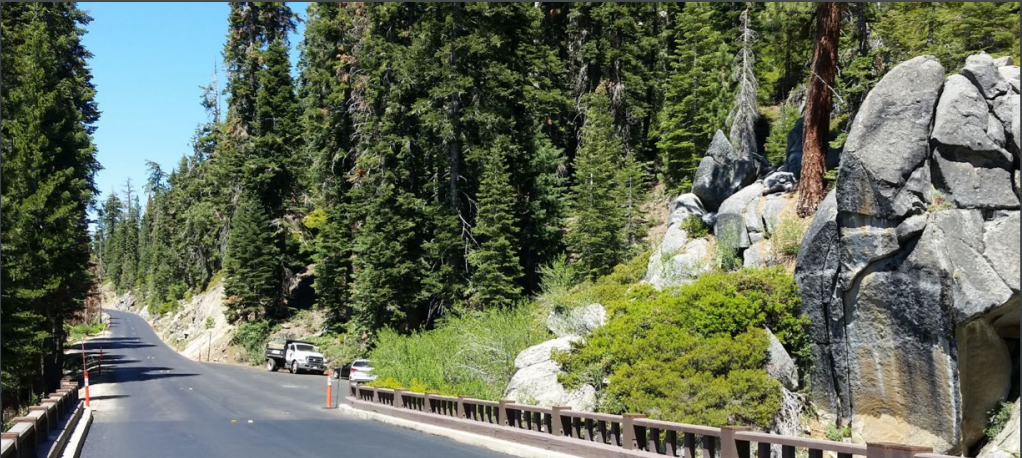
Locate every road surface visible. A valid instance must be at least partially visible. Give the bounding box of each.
[82,310,513,458]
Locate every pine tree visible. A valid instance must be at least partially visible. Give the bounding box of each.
[468,145,524,309]
[567,89,627,280]
[223,195,281,322]
[797,2,841,218]
[728,6,760,156]
[658,3,733,190]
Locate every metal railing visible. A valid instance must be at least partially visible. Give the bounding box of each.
[349,384,961,458]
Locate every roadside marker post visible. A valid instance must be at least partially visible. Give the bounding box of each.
[80,341,91,408]
[99,347,103,376]
[324,374,334,409]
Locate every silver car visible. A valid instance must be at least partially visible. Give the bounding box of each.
[346,359,377,384]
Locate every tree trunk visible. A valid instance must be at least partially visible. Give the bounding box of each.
[797,2,841,218]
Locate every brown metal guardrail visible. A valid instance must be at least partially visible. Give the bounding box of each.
[349,384,961,458]
[1,379,83,458]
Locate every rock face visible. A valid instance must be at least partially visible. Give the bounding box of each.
[692,130,761,211]
[796,55,1021,453]
[505,337,597,411]
[645,194,713,289]
[764,329,798,391]
[547,303,606,338]
[780,117,841,180]
[978,400,1020,458]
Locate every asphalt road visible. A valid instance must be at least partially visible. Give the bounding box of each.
[81,309,513,458]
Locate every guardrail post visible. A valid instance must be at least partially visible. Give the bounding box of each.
[721,426,752,458]
[867,443,932,458]
[621,414,646,450]
[499,400,515,427]
[424,393,436,414]
[551,406,572,437]
[370,386,379,404]
[456,396,466,419]
[393,389,405,409]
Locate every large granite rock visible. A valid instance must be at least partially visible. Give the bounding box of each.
[667,193,706,227]
[764,329,798,391]
[547,303,606,338]
[715,182,764,250]
[692,130,761,211]
[799,54,1021,454]
[505,337,598,411]
[837,56,945,219]
[978,400,1020,458]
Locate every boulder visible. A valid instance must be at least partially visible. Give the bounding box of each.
[1014,106,1020,153]
[667,194,706,227]
[957,319,1013,447]
[743,240,776,269]
[991,93,1018,133]
[762,194,790,235]
[993,56,1015,67]
[895,213,927,243]
[961,53,1010,100]
[764,329,798,391]
[998,65,1020,93]
[645,238,712,289]
[933,75,1002,152]
[781,118,841,180]
[506,337,597,411]
[715,182,764,250]
[988,113,1007,147]
[660,224,690,256]
[762,172,797,195]
[933,211,1015,322]
[977,400,1020,458]
[795,190,840,345]
[837,213,900,290]
[547,303,606,338]
[983,212,1021,293]
[837,56,945,219]
[692,130,761,211]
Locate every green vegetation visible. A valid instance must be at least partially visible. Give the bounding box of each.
[681,215,711,239]
[986,402,1014,439]
[771,215,809,260]
[557,267,807,429]
[826,423,852,441]
[929,190,956,212]
[66,321,107,342]
[368,306,547,400]
[714,226,742,272]
[230,321,276,365]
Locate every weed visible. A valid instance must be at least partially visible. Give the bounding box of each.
[928,189,955,212]
[681,215,710,238]
[986,401,1014,439]
[826,423,851,441]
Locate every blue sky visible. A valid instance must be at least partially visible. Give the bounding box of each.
[81,2,306,212]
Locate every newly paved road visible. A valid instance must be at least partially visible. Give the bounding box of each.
[82,310,512,458]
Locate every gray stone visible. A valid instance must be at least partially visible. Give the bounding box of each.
[795,190,840,345]
[977,400,1020,458]
[659,224,690,256]
[932,211,1015,322]
[781,118,841,180]
[988,113,1007,147]
[506,337,597,411]
[838,56,945,219]
[547,303,606,338]
[837,213,901,290]
[982,211,1020,293]
[891,165,933,219]
[701,212,717,228]
[993,56,1015,67]
[957,319,1013,447]
[992,93,1019,132]
[645,238,712,290]
[744,240,776,268]
[762,194,790,235]
[764,328,798,391]
[932,146,1018,210]
[933,75,1001,154]
[895,213,927,243]
[962,53,1010,100]
[762,172,797,195]
[692,130,761,211]
[998,66,1020,93]
[667,193,706,227]
[1013,99,1021,152]
[715,183,764,250]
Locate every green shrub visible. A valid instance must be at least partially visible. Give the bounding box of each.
[369,305,546,400]
[771,215,809,259]
[204,317,215,330]
[826,423,852,441]
[681,215,710,239]
[307,333,368,369]
[557,267,808,429]
[231,320,274,365]
[986,402,1014,439]
[714,225,741,272]
[929,189,956,212]
[66,320,106,342]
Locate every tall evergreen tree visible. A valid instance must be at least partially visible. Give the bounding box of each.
[797,2,841,218]
[468,146,524,309]
[223,195,281,322]
[567,89,627,280]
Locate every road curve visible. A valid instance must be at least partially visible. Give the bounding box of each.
[82,309,513,458]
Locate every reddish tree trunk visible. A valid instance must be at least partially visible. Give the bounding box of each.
[797,2,841,218]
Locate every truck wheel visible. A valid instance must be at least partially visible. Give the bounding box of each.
[290,360,300,374]
[266,359,278,372]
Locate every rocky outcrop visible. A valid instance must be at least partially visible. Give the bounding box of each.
[645,194,713,289]
[978,400,1020,458]
[797,55,1021,453]
[504,337,597,411]
[780,118,841,180]
[547,303,606,338]
[765,329,798,391]
[692,130,762,211]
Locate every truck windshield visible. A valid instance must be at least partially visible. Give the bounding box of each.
[294,344,316,352]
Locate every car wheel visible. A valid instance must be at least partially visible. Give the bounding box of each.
[266,359,278,372]
[291,360,299,374]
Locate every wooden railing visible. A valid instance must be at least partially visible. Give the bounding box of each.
[1,379,83,458]
[349,384,961,458]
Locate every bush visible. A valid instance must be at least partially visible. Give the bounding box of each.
[369,305,547,400]
[306,333,368,369]
[714,225,741,272]
[557,267,808,429]
[66,320,106,342]
[231,320,274,365]
[986,402,1014,439]
[771,215,809,260]
[681,215,710,239]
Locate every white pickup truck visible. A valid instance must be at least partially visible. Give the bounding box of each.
[265,339,326,374]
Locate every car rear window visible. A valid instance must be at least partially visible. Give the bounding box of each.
[352,361,369,367]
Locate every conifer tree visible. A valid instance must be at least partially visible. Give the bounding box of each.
[468,146,524,309]
[567,89,627,280]
[223,195,281,322]
[728,7,760,156]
